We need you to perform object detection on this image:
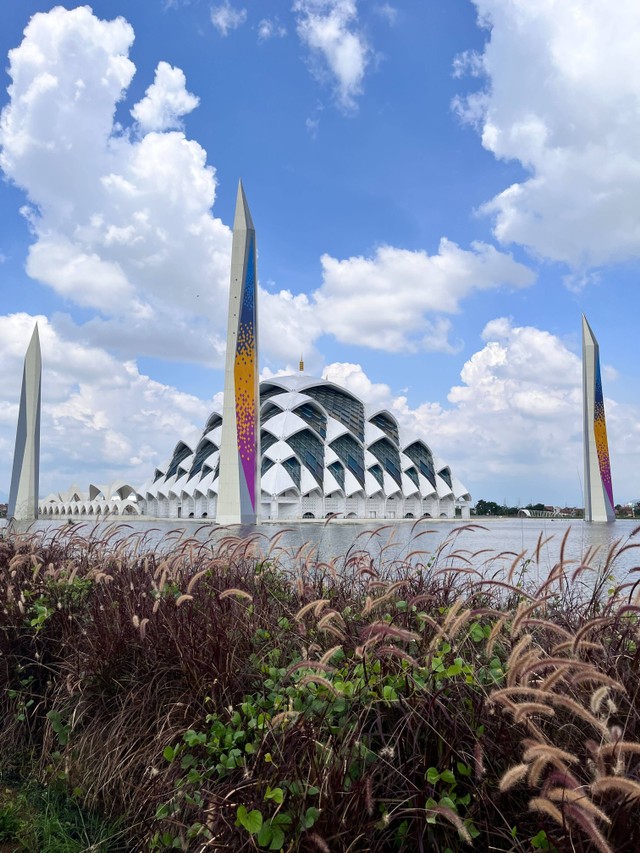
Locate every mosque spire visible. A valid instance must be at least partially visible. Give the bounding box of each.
[216,181,260,524]
[8,324,42,521]
[582,315,615,522]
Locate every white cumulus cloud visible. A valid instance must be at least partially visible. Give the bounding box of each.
[293,0,370,111]
[131,61,199,132]
[312,240,535,352]
[455,1,640,270]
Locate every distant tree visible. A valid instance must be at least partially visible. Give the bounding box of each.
[526,503,546,512]
[474,499,503,516]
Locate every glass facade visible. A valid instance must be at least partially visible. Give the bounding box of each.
[294,402,327,439]
[261,402,282,425]
[404,441,436,489]
[259,385,285,403]
[188,439,218,480]
[327,461,345,490]
[369,412,399,445]
[368,438,402,487]
[304,385,365,442]
[368,463,384,490]
[166,442,193,480]
[283,456,301,489]
[261,430,277,455]
[288,429,324,486]
[439,467,453,489]
[204,412,222,434]
[405,466,420,490]
[329,434,365,487]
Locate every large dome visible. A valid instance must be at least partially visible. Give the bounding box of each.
[140,374,471,521]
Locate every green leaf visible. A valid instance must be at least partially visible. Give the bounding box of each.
[264,786,284,804]
[439,796,457,812]
[382,685,398,702]
[303,806,320,829]
[426,767,440,784]
[440,769,456,785]
[163,745,176,762]
[257,823,273,847]
[456,761,472,777]
[237,806,263,835]
[269,827,285,849]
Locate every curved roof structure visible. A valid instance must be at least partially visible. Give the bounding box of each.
[136,374,471,520]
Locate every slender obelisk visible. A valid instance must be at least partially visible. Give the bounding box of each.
[8,324,42,521]
[582,315,615,522]
[216,181,260,524]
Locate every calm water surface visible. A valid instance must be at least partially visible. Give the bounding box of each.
[3,516,640,583]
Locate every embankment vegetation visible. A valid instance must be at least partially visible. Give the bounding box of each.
[1,522,639,851]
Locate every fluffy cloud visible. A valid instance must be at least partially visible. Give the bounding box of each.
[456,1,640,269]
[293,0,370,110]
[131,62,199,132]
[0,6,232,365]
[210,2,247,37]
[0,6,535,372]
[312,240,534,352]
[324,320,640,505]
[0,315,210,496]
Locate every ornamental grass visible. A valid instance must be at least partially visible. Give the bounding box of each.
[0,522,639,851]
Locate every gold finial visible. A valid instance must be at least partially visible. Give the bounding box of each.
[299,354,304,373]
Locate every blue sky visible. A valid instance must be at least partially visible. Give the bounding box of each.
[0,0,639,506]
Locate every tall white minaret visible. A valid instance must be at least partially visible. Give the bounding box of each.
[216,181,260,524]
[582,315,615,523]
[8,324,42,521]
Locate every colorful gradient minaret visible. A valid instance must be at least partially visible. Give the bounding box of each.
[582,315,615,523]
[216,181,260,524]
[8,324,42,521]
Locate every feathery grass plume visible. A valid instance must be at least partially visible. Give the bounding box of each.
[319,645,343,665]
[375,645,420,668]
[298,675,338,696]
[572,616,614,653]
[360,622,421,646]
[570,671,624,692]
[218,588,253,602]
[511,596,554,637]
[269,710,300,729]
[175,594,193,607]
[598,741,640,758]
[485,615,507,658]
[592,776,640,799]
[590,686,611,716]
[507,649,544,687]
[424,805,472,843]
[528,796,565,827]
[447,608,473,641]
[498,762,529,792]
[295,598,330,620]
[308,834,330,853]
[513,702,556,723]
[316,610,346,631]
[285,660,336,678]
[564,804,615,853]
[546,787,610,824]
[553,639,604,654]
[185,569,208,595]
[523,744,578,765]
[539,663,574,692]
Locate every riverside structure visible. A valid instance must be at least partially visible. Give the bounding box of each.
[8,325,41,521]
[582,315,615,522]
[38,182,472,522]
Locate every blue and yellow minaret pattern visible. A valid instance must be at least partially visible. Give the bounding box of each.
[216,181,260,524]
